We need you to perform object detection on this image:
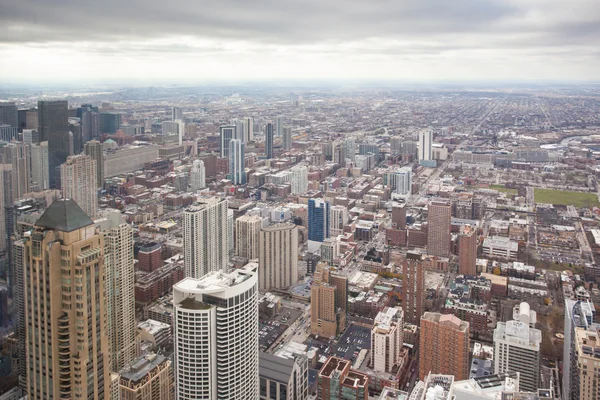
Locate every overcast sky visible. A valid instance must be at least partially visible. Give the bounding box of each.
[0,0,598,84]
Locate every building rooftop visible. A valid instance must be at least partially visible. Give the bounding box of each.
[35,199,94,232]
[259,352,295,384]
[119,353,169,385]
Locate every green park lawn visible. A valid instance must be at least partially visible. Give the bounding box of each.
[534,188,600,208]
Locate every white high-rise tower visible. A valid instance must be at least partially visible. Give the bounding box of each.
[30,141,49,190]
[183,198,229,279]
[173,265,259,400]
[418,130,432,162]
[60,154,98,218]
[290,165,308,195]
[190,159,206,192]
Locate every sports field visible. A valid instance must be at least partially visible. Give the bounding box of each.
[534,188,600,208]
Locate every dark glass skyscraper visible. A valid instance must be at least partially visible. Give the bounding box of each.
[0,102,18,128]
[308,198,330,242]
[265,122,274,159]
[37,100,70,187]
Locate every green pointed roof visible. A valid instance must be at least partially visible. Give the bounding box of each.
[35,199,94,232]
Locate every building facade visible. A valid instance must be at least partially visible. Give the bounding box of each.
[84,140,104,189]
[258,223,298,290]
[371,307,404,373]
[308,198,330,243]
[236,214,263,260]
[119,353,174,400]
[229,139,246,185]
[402,252,425,325]
[60,154,98,218]
[458,224,477,275]
[427,200,451,257]
[259,352,308,400]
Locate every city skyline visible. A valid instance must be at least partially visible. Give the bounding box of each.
[0,0,599,83]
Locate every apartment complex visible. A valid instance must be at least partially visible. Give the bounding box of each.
[258,223,298,290]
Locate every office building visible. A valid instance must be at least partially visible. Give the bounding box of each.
[419,130,432,162]
[427,200,451,257]
[242,117,253,142]
[84,140,105,189]
[308,198,330,242]
[189,159,206,192]
[0,102,18,128]
[22,129,39,144]
[229,139,246,185]
[172,106,183,121]
[183,198,229,279]
[390,137,403,155]
[259,352,308,400]
[119,353,173,400]
[393,167,412,196]
[402,251,425,325]
[236,214,263,260]
[23,199,109,399]
[311,263,347,338]
[276,116,283,136]
[419,312,470,381]
[371,307,404,373]
[330,205,348,237]
[259,223,298,290]
[282,126,293,151]
[563,299,598,400]
[173,265,259,399]
[97,210,138,372]
[265,122,274,159]
[220,125,236,158]
[60,154,98,218]
[493,302,542,392]
[317,357,369,400]
[358,143,380,161]
[344,138,356,162]
[0,142,30,200]
[38,100,69,186]
[80,105,100,143]
[99,112,122,134]
[290,165,308,195]
[161,121,179,136]
[0,124,17,142]
[30,141,49,190]
[458,225,477,275]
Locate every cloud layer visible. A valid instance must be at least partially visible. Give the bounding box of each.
[0,0,598,82]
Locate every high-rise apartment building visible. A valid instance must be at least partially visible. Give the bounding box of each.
[79,104,100,143]
[276,116,283,136]
[418,130,432,162]
[173,265,259,399]
[311,263,347,338]
[236,214,263,260]
[38,100,69,187]
[30,141,49,190]
[317,357,369,400]
[259,352,308,400]
[427,200,451,257]
[390,137,403,155]
[419,312,470,381]
[183,198,229,279]
[0,142,30,200]
[84,140,104,189]
[571,326,600,400]
[402,251,425,325]
[24,199,109,399]
[290,165,308,195]
[393,167,412,196]
[0,102,18,128]
[308,198,330,242]
[282,126,293,151]
[371,307,404,373]
[458,224,477,275]
[259,223,298,290]
[229,138,246,185]
[563,299,598,400]
[60,154,98,218]
[119,353,174,400]
[329,205,348,237]
[244,117,254,143]
[172,106,183,121]
[220,125,236,158]
[493,302,542,392]
[189,159,206,192]
[96,210,138,372]
[265,122,274,159]
[344,138,356,162]
[392,203,407,229]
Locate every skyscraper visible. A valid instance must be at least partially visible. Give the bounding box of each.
[393,167,412,196]
[220,125,236,158]
[0,142,30,200]
[493,302,542,392]
[311,263,347,338]
[458,224,477,275]
[24,199,109,399]
[265,122,274,159]
[183,198,229,279]
[243,117,254,142]
[172,106,183,121]
[308,198,330,242]
[419,312,470,381]
[290,165,308,195]
[419,130,432,162]
[329,205,348,237]
[371,307,404,373]
[427,200,451,257]
[392,203,407,229]
[282,126,293,151]
[402,251,425,325]
[173,265,259,399]
[38,100,69,187]
[235,214,262,260]
[30,141,49,190]
[84,140,104,189]
[79,104,100,143]
[96,210,138,372]
[189,159,206,192]
[276,116,283,136]
[0,102,18,128]
[60,154,98,218]
[259,223,298,290]
[344,138,356,162]
[229,138,246,185]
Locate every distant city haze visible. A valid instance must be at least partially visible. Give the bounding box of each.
[0,0,599,83]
